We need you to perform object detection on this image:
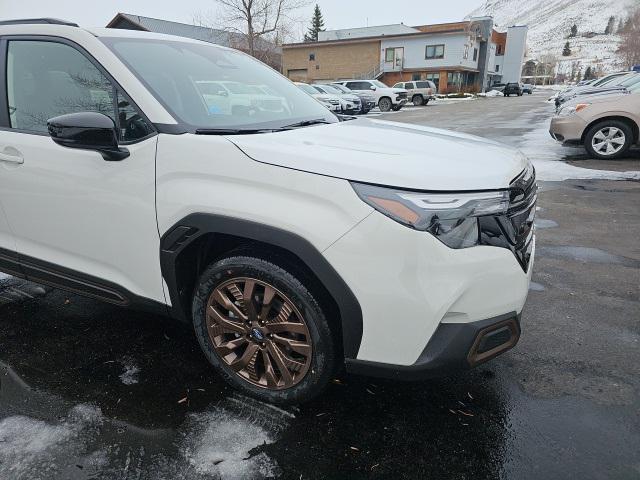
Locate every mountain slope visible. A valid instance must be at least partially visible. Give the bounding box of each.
[467,0,638,72]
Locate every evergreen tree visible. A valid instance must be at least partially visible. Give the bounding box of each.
[569,24,578,37]
[304,4,326,42]
[562,41,572,56]
[617,18,625,33]
[604,16,616,34]
[583,66,592,80]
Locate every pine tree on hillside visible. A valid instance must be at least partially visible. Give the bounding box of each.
[583,66,592,80]
[562,41,572,56]
[304,4,326,42]
[617,19,625,33]
[569,24,578,37]
[604,16,616,34]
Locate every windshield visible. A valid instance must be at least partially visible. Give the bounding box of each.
[318,85,342,95]
[594,74,626,86]
[102,38,336,130]
[297,83,319,95]
[331,84,351,94]
[599,73,634,87]
[619,74,640,87]
[371,80,388,88]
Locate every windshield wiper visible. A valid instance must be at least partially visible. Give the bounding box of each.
[277,118,333,130]
[195,128,273,135]
[195,118,334,135]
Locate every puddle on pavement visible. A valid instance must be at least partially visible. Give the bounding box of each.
[0,361,290,479]
[534,218,558,229]
[528,282,546,292]
[538,245,640,268]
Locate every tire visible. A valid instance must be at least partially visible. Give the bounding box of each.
[412,95,424,106]
[392,104,402,111]
[424,98,430,105]
[584,120,633,160]
[505,93,510,97]
[378,97,392,112]
[192,255,337,404]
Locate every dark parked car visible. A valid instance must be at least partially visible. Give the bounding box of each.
[503,83,523,96]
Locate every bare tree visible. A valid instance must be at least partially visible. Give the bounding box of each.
[617,6,640,69]
[213,0,309,56]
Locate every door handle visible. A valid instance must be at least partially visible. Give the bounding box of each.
[0,149,24,165]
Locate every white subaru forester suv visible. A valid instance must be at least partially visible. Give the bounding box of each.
[0,19,536,404]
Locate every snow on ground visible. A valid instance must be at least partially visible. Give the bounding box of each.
[0,273,10,281]
[119,356,141,385]
[518,118,640,182]
[0,404,106,479]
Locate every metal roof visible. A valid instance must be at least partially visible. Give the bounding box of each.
[107,13,279,52]
[318,24,420,41]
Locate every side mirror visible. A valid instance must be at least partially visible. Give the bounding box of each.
[47,112,130,161]
[370,85,377,91]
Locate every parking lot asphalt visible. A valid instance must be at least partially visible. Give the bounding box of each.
[1,91,639,480]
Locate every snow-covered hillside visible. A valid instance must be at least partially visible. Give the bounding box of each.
[467,0,638,73]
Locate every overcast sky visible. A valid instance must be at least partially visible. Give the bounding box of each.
[0,0,481,40]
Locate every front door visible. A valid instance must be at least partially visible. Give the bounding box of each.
[0,37,165,304]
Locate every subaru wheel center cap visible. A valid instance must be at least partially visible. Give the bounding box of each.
[251,328,265,341]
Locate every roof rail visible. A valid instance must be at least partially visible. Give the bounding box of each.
[0,18,79,27]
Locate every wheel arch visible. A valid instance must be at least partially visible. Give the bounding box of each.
[581,115,639,145]
[160,213,363,359]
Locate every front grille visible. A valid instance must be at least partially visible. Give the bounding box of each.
[479,165,537,271]
[397,92,408,99]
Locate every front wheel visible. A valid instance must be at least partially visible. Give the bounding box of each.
[378,97,392,112]
[584,120,632,159]
[392,104,403,111]
[192,256,337,404]
[412,95,424,106]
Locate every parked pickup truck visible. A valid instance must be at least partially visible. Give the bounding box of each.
[333,80,408,112]
[393,80,437,106]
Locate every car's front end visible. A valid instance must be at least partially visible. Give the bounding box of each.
[228,119,536,377]
[392,88,409,106]
[338,94,362,114]
[549,102,589,144]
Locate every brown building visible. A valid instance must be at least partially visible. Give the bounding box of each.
[283,18,527,93]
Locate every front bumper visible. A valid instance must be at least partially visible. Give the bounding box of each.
[550,115,586,144]
[323,210,534,367]
[345,312,521,379]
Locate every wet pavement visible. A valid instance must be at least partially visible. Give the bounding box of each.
[1,91,639,479]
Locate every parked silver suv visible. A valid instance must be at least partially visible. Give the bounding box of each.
[393,80,437,106]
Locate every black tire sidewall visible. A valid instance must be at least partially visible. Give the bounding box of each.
[379,97,392,112]
[584,120,632,159]
[412,95,423,106]
[192,256,336,404]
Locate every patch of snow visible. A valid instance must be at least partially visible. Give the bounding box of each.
[479,89,504,97]
[518,120,640,182]
[180,395,293,480]
[119,357,140,385]
[0,404,103,479]
[0,273,11,281]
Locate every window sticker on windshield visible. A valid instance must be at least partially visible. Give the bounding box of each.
[208,105,223,115]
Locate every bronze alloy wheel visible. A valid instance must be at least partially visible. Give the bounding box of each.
[206,277,313,390]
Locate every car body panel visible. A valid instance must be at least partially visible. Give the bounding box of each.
[324,210,533,365]
[227,118,528,191]
[550,92,640,144]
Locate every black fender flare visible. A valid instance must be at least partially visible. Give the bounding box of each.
[160,213,363,359]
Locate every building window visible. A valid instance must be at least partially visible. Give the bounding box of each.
[309,53,315,61]
[425,44,445,59]
[473,48,478,61]
[496,64,500,72]
[385,48,395,63]
[426,72,440,90]
[463,44,469,59]
[412,73,421,81]
[496,44,504,56]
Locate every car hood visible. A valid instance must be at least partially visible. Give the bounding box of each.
[226,119,528,190]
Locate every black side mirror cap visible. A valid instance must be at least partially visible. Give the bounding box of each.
[47,112,129,161]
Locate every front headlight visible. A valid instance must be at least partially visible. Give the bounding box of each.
[557,103,590,117]
[351,182,510,248]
